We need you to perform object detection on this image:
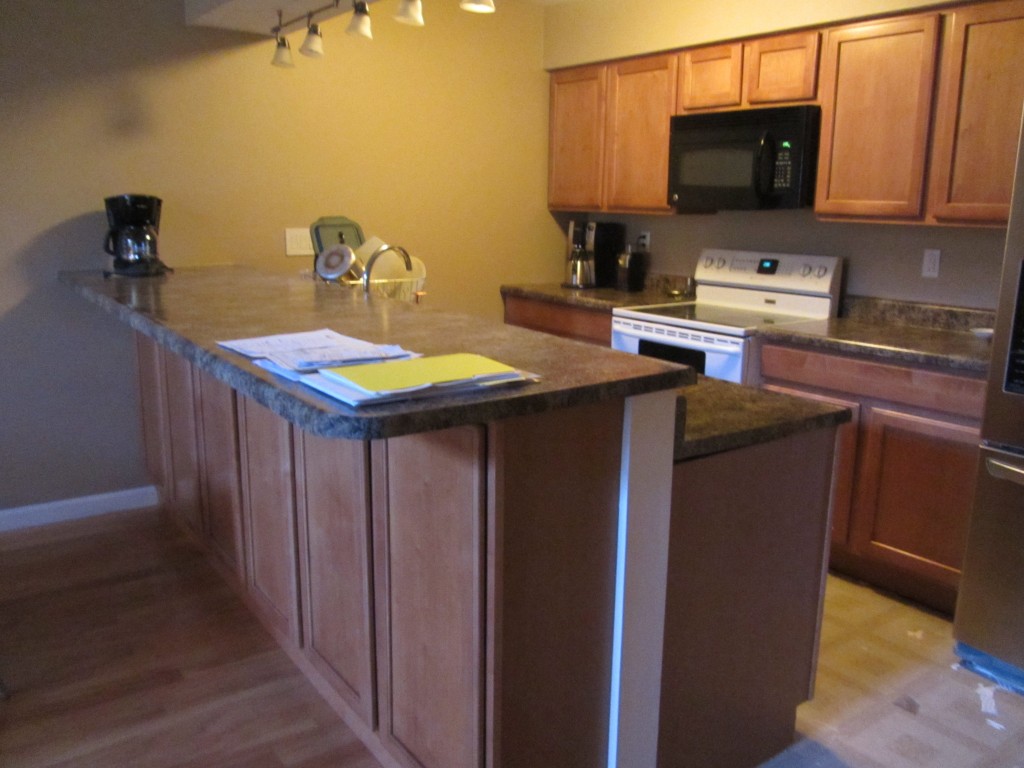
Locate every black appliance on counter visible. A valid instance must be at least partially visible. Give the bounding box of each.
[953,112,1024,695]
[103,194,170,277]
[668,105,820,213]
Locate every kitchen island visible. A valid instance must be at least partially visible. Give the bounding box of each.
[60,266,693,768]
[61,267,849,768]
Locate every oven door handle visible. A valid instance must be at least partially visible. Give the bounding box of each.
[987,457,1024,487]
[613,325,744,356]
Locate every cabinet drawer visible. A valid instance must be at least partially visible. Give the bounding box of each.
[503,295,611,345]
[760,345,985,418]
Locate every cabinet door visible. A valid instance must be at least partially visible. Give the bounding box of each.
[605,54,677,212]
[744,31,820,104]
[373,426,486,768]
[761,383,860,546]
[135,333,170,495]
[850,406,979,589]
[549,65,606,210]
[816,16,939,218]
[162,350,203,534]
[238,396,301,644]
[297,432,376,726]
[195,369,244,582]
[677,43,742,111]
[503,294,611,345]
[929,0,1024,223]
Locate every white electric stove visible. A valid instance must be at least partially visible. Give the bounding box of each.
[611,249,842,385]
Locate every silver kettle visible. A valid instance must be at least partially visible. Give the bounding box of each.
[562,243,595,289]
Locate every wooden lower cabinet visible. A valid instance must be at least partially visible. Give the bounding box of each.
[760,344,983,613]
[137,335,634,768]
[502,294,612,345]
[194,369,244,581]
[296,432,377,727]
[238,395,302,645]
[661,427,835,768]
[372,427,487,768]
[161,349,203,535]
[849,406,978,588]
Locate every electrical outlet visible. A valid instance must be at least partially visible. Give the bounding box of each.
[637,231,651,251]
[285,228,314,257]
[922,249,941,278]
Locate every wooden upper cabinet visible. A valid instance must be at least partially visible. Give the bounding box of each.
[745,31,820,104]
[677,43,742,111]
[815,15,940,219]
[604,54,677,212]
[548,65,606,210]
[677,32,819,112]
[929,0,1024,224]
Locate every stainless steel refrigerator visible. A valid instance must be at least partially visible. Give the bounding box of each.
[954,109,1024,695]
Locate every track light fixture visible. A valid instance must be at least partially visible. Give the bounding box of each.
[394,0,425,27]
[346,1,372,39]
[460,0,496,12]
[270,0,495,66]
[271,12,295,67]
[300,15,324,57]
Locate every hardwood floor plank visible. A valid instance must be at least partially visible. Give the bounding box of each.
[0,509,382,768]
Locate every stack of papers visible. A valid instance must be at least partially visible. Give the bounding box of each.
[218,329,537,407]
[301,353,538,407]
[218,328,416,381]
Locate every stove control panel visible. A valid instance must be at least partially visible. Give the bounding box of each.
[695,249,842,299]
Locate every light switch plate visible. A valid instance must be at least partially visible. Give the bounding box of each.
[922,249,941,278]
[285,228,315,257]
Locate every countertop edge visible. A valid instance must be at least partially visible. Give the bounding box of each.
[63,272,694,440]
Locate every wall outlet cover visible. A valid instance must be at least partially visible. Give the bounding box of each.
[285,228,315,256]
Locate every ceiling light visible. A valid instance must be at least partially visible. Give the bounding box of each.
[460,0,496,13]
[300,20,324,56]
[271,35,295,67]
[394,0,424,27]
[347,1,372,39]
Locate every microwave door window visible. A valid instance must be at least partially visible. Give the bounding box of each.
[679,147,753,188]
[674,144,760,211]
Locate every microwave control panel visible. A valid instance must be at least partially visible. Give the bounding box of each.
[774,143,795,190]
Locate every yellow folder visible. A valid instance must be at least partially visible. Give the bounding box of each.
[320,353,519,395]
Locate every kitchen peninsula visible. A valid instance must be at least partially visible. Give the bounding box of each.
[60,266,847,768]
[60,266,692,768]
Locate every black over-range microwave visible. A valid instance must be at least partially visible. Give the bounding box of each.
[668,104,820,213]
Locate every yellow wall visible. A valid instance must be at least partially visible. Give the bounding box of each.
[0,0,561,509]
[543,0,948,68]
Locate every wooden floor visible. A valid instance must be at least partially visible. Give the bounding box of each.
[2,509,1024,768]
[763,574,1024,767]
[0,509,382,768]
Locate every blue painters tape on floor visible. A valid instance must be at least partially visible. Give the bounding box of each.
[956,642,1024,697]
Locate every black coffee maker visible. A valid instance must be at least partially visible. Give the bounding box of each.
[103,194,170,276]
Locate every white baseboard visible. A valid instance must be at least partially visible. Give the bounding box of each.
[0,486,160,533]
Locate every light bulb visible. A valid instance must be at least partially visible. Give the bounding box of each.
[300,23,324,57]
[460,0,495,13]
[395,0,425,26]
[271,36,294,67]
[347,1,373,39]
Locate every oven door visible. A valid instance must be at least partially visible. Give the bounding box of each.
[611,318,750,384]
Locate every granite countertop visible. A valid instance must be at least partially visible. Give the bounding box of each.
[502,283,994,375]
[60,267,693,440]
[759,318,992,375]
[675,375,851,462]
[500,282,681,311]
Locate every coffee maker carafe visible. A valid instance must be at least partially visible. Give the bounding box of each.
[562,220,595,289]
[103,194,169,276]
